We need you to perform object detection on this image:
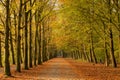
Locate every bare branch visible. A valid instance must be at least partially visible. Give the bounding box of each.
[22,0,30,6]
[0,15,5,28]
[0,0,6,7]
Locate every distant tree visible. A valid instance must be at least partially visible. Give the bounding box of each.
[108,0,117,68]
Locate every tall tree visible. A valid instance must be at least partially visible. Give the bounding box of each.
[29,0,33,68]
[0,35,2,67]
[16,0,22,72]
[34,11,38,66]
[24,0,29,69]
[108,0,117,67]
[4,0,11,76]
[38,24,42,64]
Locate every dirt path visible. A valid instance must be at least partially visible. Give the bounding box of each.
[1,58,120,80]
[38,58,81,79]
[0,58,81,80]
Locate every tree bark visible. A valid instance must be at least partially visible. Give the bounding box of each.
[38,24,42,65]
[16,0,22,72]
[108,0,117,68]
[10,30,15,65]
[29,0,33,68]
[34,12,39,66]
[0,35,2,67]
[41,23,46,62]
[24,0,29,69]
[102,21,109,66]
[4,0,11,76]
[91,35,97,64]
[116,0,120,60]
[109,28,117,67]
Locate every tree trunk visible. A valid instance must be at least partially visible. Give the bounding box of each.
[4,0,11,76]
[91,31,97,64]
[21,32,24,63]
[34,12,39,66]
[81,44,87,60]
[41,23,46,62]
[24,0,29,69]
[116,0,120,60]
[29,0,33,68]
[38,24,42,65]
[0,35,2,67]
[83,44,90,62]
[9,11,16,65]
[16,0,22,72]
[104,40,109,66]
[14,10,17,64]
[102,21,109,66]
[109,28,117,67]
[108,0,117,68]
[10,30,15,65]
[34,28,37,66]
[89,40,93,62]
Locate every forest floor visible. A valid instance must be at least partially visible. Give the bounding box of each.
[0,58,120,80]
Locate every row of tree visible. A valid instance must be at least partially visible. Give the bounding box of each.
[53,0,120,68]
[0,0,57,76]
[1,0,120,77]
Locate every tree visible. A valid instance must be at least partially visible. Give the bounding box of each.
[24,0,29,70]
[34,11,38,66]
[29,0,33,68]
[4,0,11,76]
[16,0,22,72]
[108,0,117,67]
[0,35,2,67]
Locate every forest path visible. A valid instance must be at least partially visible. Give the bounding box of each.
[0,58,82,80]
[1,58,120,80]
[38,58,81,79]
